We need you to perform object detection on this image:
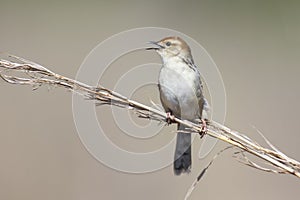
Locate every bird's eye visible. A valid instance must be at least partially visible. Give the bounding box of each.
[165,41,171,46]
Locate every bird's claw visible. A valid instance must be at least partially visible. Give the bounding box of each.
[166,112,175,125]
[199,119,207,138]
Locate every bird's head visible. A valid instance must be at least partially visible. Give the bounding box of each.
[147,36,193,62]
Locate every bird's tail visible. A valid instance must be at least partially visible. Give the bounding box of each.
[174,123,191,175]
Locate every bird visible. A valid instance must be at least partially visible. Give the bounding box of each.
[147,36,208,175]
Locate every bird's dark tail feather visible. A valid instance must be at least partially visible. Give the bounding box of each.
[174,124,191,175]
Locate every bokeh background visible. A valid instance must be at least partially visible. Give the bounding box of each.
[1,0,300,199]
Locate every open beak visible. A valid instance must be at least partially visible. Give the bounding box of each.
[146,41,164,50]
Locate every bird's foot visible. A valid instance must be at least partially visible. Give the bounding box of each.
[199,119,207,138]
[166,112,175,125]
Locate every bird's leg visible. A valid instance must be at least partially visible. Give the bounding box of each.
[166,112,175,125]
[199,118,207,138]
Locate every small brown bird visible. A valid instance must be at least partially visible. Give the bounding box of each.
[147,36,208,175]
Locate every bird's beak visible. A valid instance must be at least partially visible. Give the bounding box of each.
[146,41,164,50]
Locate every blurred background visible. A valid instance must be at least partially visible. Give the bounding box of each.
[1,0,300,199]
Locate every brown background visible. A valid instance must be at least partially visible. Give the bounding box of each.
[1,0,300,199]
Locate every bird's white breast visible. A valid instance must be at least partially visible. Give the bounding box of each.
[158,57,202,120]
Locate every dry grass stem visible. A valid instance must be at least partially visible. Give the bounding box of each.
[1,55,300,180]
